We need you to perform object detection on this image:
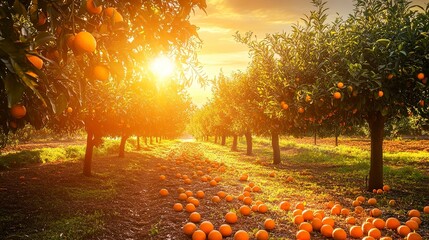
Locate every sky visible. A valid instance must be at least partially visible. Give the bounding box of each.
[187,0,428,106]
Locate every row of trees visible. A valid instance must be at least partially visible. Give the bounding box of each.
[1,0,206,175]
[189,0,429,190]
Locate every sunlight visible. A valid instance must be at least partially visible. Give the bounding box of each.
[150,55,175,80]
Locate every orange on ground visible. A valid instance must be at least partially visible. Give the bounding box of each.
[382,185,390,191]
[408,209,421,218]
[183,222,197,236]
[293,215,304,225]
[346,217,356,224]
[252,186,261,192]
[239,174,248,181]
[302,209,314,221]
[355,206,364,214]
[86,0,102,14]
[258,204,268,213]
[196,190,205,199]
[225,195,234,202]
[217,191,227,198]
[424,206,429,214]
[243,197,252,205]
[405,220,419,231]
[370,208,382,217]
[189,212,201,223]
[356,196,365,203]
[159,189,168,196]
[321,224,334,237]
[178,193,187,201]
[372,218,385,229]
[340,208,350,216]
[74,31,96,53]
[239,205,251,216]
[10,104,26,119]
[293,209,303,216]
[311,218,323,231]
[209,180,217,186]
[234,230,249,240]
[225,212,238,224]
[322,217,335,227]
[332,228,347,240]
[185,203,196,213]
[173,203,183,212]
[362,222,375,234]
[295,202,305,210]
[184,178,192,184]
[388,200,396,206]
[397,225,411,237]
[406,232,422,240]
[26,54,43,69]
[296,230,311,240]
[200,221,214,234]
[299,222,313,233]
[212,196,221,203]
[251,205,258,212]
[349,226,363,238]
[367,198,377,205]
[207,230,222,240]
[192,230,206,240]
[255,229,269,240]
[279,201,291,211]
[264,218,275,230]
[218,224,232,237]
[362,237,376,240]
[368,228,381,239]
[410,216,421,225]
[385,217,401,229]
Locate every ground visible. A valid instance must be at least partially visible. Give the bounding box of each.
[0,138,428,239]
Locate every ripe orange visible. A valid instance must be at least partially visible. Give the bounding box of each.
[10,104,27,119]
[382,185,390,191]
[281,102,289,110]
[279,201,291,211]
[225,195,234,202]
[207,230,222,240]
[239,205,251,216]
[258,204,268,213]
[178,193,187,201]
[93,65,110,81]
[298,107,305,113]
[104,7,123,22]
[405,220,419,231]
[243,197,252,205]
[388,200,396,206]
[293,215,304,225]
[354,206,364,214]
[410,216,421,225]
[424,206,429,214]
[185,203,196,213]
[314,210,325,219]
[217,191,227,198]
[333,91,341,99]
[387,73,394,80]
[362,237,376,240]
[173,203,183,212]
[340,208,350,216]
[264,218,275,230]
[252,185,262,192]
[368,228,381,239]
[332,228,347,240]
[189,212,201,223]
[209,179,217,186]
[361,222,375,234]
[305,95,312,102]
[322,217,335,227]
[417,72,425,80]
[349,226,363,238]
[225,212,238,224]
[356,196,365,203]
[212,196,221,203]
[239,174,248,181]
[296,230,310,240]
[185,190,193,197]
[397,225,411,237]
[86,0,103,14]
[408,209,420,218]
[159,175,166,181]
[74,31,96,53]
[183,222,197,236]
[255,229,269,240]
[372,218,385,229]
[378,90,384,97]
[200,221,214,234]
[299,222,313,233]
[196,190,205,199]
[302,209,314,220]
[352,200,361,207]
[345,216,356,224]
[331,206,341,215]
[234,230,249,240]
[159,189,169,196]
[26,54,43,69]
[406,232,422,240]
[321,224,334,237]
[370,208,382,217]
[376,189,383,194]
[192,230,206,240]
[251,205,258,212]
[367,198,377,205]
[295,202,305,210]
[293,209,303,216]
[184,178,192,184]
[218,224,232,237]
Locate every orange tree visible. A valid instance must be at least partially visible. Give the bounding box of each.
[0,0,207,176]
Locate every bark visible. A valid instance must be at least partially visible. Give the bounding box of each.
[314,129,317,145]
[136,136,141,150]
[244,131,253,156]
[150,136,153,144]
[83,130,94,176]
[119,135,129,158]
[272,130,281,164]
[335,135,338,147]
[144,137,147,146]
[231,135,238,151]
[221,135,226,146]
[214,136,218,144]
[367,111,385,191]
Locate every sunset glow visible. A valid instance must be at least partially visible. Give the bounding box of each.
[150,55,175,80]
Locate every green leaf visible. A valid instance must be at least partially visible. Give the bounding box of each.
[34,32,56,47]
[375,39,391,46]
[2,74,25,108]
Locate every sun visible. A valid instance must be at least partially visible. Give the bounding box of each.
[150,55,175,79]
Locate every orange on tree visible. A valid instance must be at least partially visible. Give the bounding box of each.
[378,90,384,97]
[183,222,197,236]
[86,0,103,14]
[104,7,123,22]
[296,229,311,240]
[417,72,425,80]
[93,65,110,81]
[74,31,96,53]
[10,104,27,119]
[218,224,232,237]
[337,82,344,88]
[298,107,305,113]
[66,107,73,113]
[26,54,43,69]
[234,230,249,240]
[255,229,269,240]
[333,91,341,99]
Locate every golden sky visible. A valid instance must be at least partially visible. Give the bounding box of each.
[187,0,428,106]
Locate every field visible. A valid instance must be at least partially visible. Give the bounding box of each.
[0,137,428,239]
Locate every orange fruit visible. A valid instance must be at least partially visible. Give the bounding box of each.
[332,228,347,240]
[356,196,365,203]
[173,203,183,212]
[184,178,192,184]
[387,73,394,80]
[258,204,268,213]
[386,217,401,229]
[183,222,197,236]
[296,230,311,240]
[225,195,234,202]
[225,212,238,224]
[196,190,205,199]
[314,210,325,219]
[234,230,249,240]
[376,189,383,194]
[217,191,227,198]
[372,218,385,229]
[218,224,232,237]
[349,226,363,238]
[388,200,396,206]
[207,230,222,240]
[417,72,425,80]
[321,224,334,237]
[302,209,314,221]
[159,189,169,196]
[362,237,376,240]
[264,218,275,230]
[252,186,261,192]
[209,180,217,186]
[370,208,382,217]
[200,221,214,234]
[406,232,422,240]
[74,31,96,53]
[410,216,421,225]
[251,205,258,212]
[212,196,221,203]
[361,222,375,234]
[93,65,110,81]
[311,217,323,231]
[26,54,43,69]
[352,200,361,207]
[298,107,305,113]
[86,0,102,14]
[10,104,27,119]
[254,200,264,206]
[331,206,341,215]
[293,209,303,216]
[333,91,341,99]
[337,82,344,88]
[355,206,364,214]
[397,225,411,237]
[239,205,251,216]
[368,228,381,239]
[340,208,350,216]
[293,215,304,225]
[255,229,269,240]
[239,174,248,181]
[243,197,252,205]
[279,201,291,211]
[295,202,305,210]
[326,201,335,209]
[322,217,335,227]
[66,107,73,113]
[214,176,221,182]
[378,90,384,97]
[269,171,276,177]
[185,203,196,213]
[424,206,429,214]
[299,222,313,233]
[159,175,166,180]
[408,209,420,218]
[178,193,187,201]
[367,198,377,205]
[185,190,193,197]
[382,185,390,191]
[405,220,419,231]
[189,212,201,223]
[346,216,356,224]
[281,102,289,110]
[192,229,206,240]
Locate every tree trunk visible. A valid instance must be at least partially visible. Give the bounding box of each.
[367,111,385,191]
[119,135,129,158]
[244,131,253,156]
[231,135,238,151]
[214,136,218,144]
[221,135,226,146]
[150,136,153,144]
[136,136,141,150]
[144,137,147,146]
[313,128,317,145]
[156,136,159,143]
[83,130,94,177]
[335,134,338,147]
[272,130,281,164]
